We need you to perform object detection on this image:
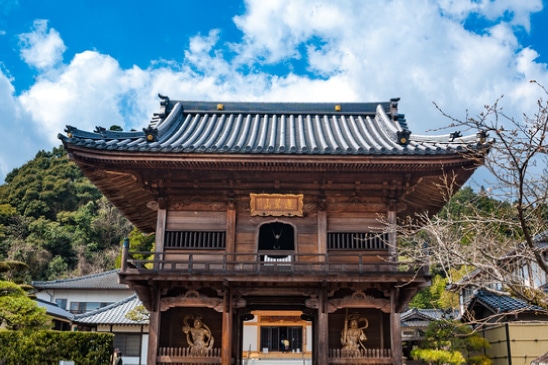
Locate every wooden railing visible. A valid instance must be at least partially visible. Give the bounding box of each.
[157,347,221,364]
[121,249,427,277]
[328,348,392,364]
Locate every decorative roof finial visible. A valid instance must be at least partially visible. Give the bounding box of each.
[390,98,400,121]
[397,129,411,146]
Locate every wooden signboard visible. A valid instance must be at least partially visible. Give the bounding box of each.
[250,193,304,217]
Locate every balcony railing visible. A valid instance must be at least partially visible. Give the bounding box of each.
[121,250,427,277]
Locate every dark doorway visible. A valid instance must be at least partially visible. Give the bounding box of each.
[258,222,294,251]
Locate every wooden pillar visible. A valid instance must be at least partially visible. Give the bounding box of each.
[121,237,129,272]
[222,286,233,365]
[387,208,397,261]
[226,203,236,259]
[147,288,161,365]
[390,289,403,365]
[317,210,327,263]
[154,207,167,270]
[317,289,329,365]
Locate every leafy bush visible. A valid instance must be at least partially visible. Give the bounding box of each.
[0,330,113,365]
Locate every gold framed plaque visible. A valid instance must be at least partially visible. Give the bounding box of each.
[250,193,304,217]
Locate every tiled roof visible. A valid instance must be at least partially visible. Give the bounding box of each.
[401,308,459,323]
[74,294,147,325]
[32,269,128,290]
[36,298,74,320]
[471,290,547,314]
[58,98,488,156]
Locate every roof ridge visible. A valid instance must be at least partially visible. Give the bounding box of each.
[32,269,120,286]
[73,294,138,320]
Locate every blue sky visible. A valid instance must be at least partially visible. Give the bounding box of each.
[1,0,548,184]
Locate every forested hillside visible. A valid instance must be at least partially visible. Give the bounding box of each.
[0,146,153,282]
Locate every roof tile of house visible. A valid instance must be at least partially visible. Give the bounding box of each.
[74,294,146,325]
[473,290,547,313]
[32,269,128,290]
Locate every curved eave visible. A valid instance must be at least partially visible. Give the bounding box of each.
[63,143,488,173]
[63,145,487,233]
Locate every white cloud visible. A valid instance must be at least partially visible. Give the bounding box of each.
[0,70,45,182]
[437,0,542,31]
[19,19,66,69]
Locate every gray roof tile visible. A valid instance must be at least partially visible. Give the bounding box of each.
[74,295,147,325]
[36,298,74,320]
[59,99,488,156]
[472,290,547,313]
[32,269,128,290]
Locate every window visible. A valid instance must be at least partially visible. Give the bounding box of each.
[260,326,303,352]
[69,302,113,314]
[328,232,388,250]
[113,333,141,357]
[55,298,67,310]
[164,231,226,249]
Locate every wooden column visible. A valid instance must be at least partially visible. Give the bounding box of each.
[154,206,167,270]
[317,210,327,263]
[226,203,236,257]
[147,288,161,365]
[390,289,403,365]
[317,289,328,365]
[387,208,397,261]
[222,286,233,365]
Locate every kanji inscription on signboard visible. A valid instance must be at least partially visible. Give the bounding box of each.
[250,193,304,217]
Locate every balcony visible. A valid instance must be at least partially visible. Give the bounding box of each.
[120,249,428,284]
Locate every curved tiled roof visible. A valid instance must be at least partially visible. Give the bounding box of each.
[74,294,147,325]
[471,290,547,314]
[32,269,128,290]
[59,98,488,156]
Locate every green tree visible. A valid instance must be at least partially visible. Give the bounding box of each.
[0,280,52,331]
[411,320,491,365]
[1,147,101,220]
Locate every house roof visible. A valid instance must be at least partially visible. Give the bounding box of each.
[74,294,147,325]
[59,98,487,157]
[32,269,129,290]
[36,298,74,321]
[469,290,547,314]
[401,308,460,327]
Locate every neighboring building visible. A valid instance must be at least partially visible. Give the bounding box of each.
[35,297,74,331]
[59,97,488,365]
[465,291,548,365]
[400,308,459,360]
[458,232,548,315]
[32,270,132,314]
[454,233,548,365]
[74,295,149,365]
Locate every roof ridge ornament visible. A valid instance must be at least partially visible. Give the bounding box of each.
[390,98,400,121]
[143,126,158,142]
[157,93,171,117]
[396,129,411,146]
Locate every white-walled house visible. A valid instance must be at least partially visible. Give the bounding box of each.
[32,270,132,314]
[74,294,149,365]
[32,270,148,365]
